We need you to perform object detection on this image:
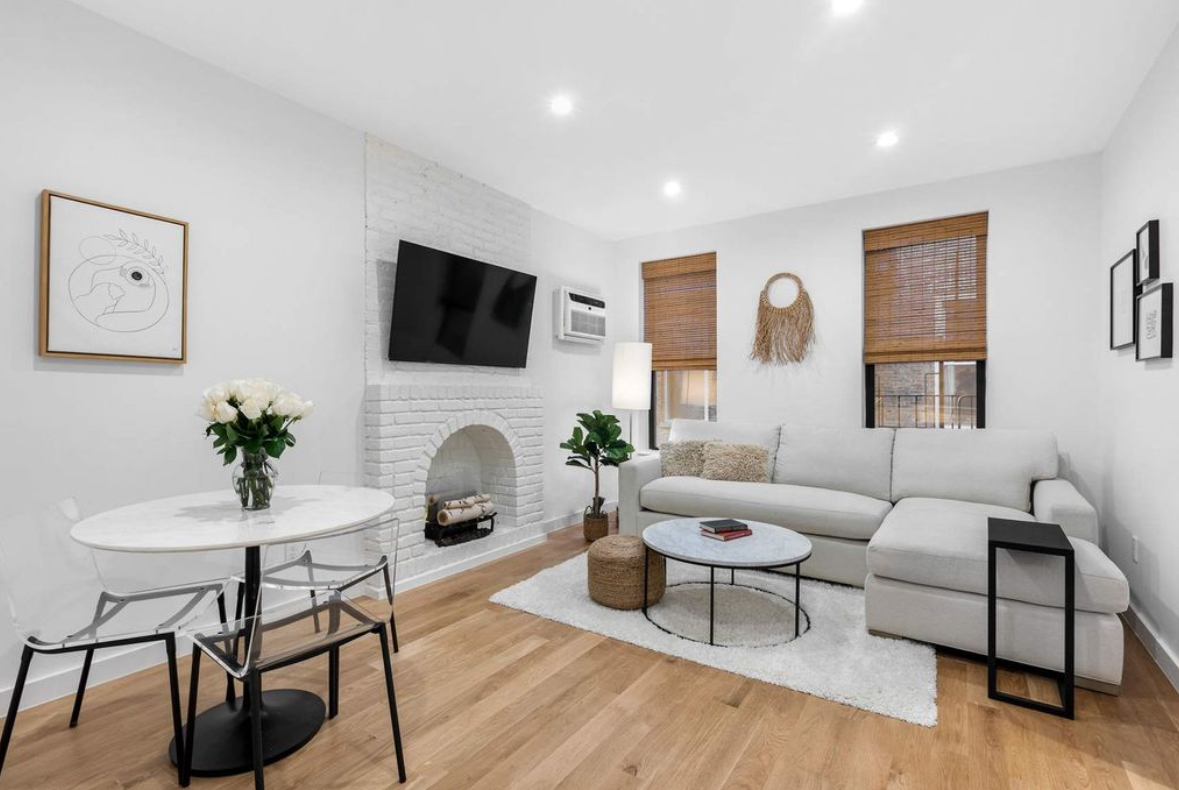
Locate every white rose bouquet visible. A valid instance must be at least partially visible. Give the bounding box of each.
[197,378,313,509]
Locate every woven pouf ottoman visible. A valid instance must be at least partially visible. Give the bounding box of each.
[587,535,665,610]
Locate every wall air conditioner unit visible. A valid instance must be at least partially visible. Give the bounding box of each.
[556,286,607,344]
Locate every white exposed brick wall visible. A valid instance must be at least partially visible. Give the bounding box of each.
[365,135,532,383]
[364,383,545,582]
[361,135,550,586]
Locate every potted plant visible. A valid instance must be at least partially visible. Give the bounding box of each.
[560,410,634,542]
[197,379,314,510]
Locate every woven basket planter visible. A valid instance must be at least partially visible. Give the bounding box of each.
[587,535,665,610]
[583,513,610,543]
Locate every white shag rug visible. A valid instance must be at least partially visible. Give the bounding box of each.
[491,553,938,726]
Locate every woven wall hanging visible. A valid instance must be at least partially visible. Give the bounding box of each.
[751,272,815,365]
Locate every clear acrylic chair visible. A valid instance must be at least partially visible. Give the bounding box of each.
[180,541,405,789]
[0,499,227,783]
[231,472,400,654]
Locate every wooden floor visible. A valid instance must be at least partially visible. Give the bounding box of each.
[3,524,1178,789]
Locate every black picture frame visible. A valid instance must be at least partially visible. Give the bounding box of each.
[1135,283,1172,361]
[1137,220,1160,286]
[1109,250,1138,350]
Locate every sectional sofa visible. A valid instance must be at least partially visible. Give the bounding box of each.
[619,420,1130,691]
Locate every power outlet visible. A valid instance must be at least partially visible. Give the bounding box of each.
[1132,535,1140,564]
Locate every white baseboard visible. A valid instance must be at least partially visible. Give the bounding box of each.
[392,501,612,594]
[0,640,167,715]
[393,533,548,594]
[539,498,620,533]
[1124,603,1179,692]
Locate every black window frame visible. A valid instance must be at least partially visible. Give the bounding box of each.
[864,360,986,429]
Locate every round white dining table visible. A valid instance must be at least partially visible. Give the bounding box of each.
[71,485,395,778]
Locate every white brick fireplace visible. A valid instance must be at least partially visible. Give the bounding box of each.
[364,383,545,584]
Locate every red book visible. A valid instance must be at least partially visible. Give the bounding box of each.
[699,528,752,541]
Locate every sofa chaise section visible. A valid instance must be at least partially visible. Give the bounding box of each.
[865,432,1129,689]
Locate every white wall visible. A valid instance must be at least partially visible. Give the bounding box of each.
[0,0,366,707]
[1098,25,1179,687]
[613,157,1104,498]
[529,210,621,521]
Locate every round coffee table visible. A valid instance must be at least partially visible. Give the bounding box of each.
[641,518,812,646]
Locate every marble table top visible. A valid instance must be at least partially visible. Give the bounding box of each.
[642,518,812,568]
[71,485,395,553]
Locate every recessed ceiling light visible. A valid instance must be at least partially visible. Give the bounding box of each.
[662,180,683,198]
[876,130,900,149]
[832,0,864,16]
[549,94,574,117]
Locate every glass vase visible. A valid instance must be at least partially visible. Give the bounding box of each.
[233,451,277,511]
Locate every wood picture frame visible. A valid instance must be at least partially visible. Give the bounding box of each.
[40,190,188,363]
[1135,282,1172,361]
[1136,219,1160,286]
[1109,250,1138,350]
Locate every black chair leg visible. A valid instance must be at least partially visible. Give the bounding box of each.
[328,647,340,720]
[69,648,94,728]
[377,625,407,783]
[164,635,185,786]
[0,646,34,779]
[216,592,235,705]
[383,565,400,653]
[181,646,201,788]
[248,670,265,790]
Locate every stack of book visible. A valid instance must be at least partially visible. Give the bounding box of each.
[699,518,752,541]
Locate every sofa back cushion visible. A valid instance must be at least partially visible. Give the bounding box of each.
[891,428,1058,511]
[667,420,781,471]
[773,425,895,501]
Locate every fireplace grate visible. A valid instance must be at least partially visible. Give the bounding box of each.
[425,512,496,548]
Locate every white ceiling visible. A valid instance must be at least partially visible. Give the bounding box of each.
[70,0,1179,239]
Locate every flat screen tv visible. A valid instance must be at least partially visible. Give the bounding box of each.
[387,241,537,368]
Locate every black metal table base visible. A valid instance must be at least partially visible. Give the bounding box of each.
[644,580,810,647]
[642,550,810,648]
[168,689,325,776]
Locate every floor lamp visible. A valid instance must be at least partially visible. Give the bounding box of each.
[613,342,653,454]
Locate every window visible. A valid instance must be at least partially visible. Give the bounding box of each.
[642,253,717,448]
[863,212,987,429]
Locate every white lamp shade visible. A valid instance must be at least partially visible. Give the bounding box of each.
[612,342,652,410]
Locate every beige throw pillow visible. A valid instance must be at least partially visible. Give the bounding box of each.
[701,442,771,483]
[660,440,708,477]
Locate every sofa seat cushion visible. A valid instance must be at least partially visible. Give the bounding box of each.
[639,477,891,541]
[868,498,1129,614]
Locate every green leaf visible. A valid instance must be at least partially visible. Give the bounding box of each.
[223,446,237,465]
[267,439,287,457]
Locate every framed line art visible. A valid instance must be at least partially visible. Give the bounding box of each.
[1136,219,1160,286]
[1110,250,1138,349]
[40,190,188,363]
[1135,283,1172,361]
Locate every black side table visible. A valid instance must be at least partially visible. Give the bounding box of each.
[987,517,1075,719]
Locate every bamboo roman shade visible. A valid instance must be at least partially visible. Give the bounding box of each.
[642,252,717,370]
[863,212,988,364]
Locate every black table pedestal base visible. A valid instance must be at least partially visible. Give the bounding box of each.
[168,689,325,776]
